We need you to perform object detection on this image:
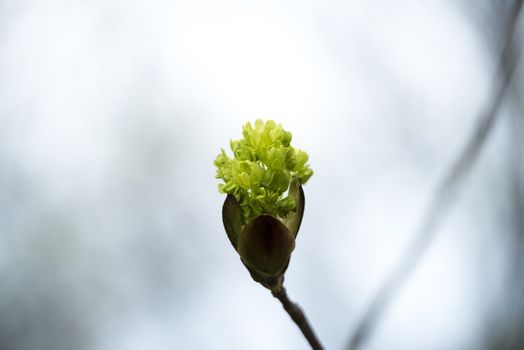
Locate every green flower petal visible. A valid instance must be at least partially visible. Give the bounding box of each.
[214,119,313,224]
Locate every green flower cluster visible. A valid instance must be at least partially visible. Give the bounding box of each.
[214,119,313,224]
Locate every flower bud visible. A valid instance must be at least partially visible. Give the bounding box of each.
[216,120,311,288]
[222,180,305,288]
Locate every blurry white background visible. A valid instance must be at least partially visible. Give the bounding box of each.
[1,0,523,349]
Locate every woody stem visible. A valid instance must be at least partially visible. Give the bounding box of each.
[271,286,324,350]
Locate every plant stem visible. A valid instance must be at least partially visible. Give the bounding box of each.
[271,286,324,350]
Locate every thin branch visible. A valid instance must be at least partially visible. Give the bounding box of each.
[347,2,523,349]
[271,286,324,350]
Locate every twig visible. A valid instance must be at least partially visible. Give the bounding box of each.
[271,286,324,350]
[347,2,524,349]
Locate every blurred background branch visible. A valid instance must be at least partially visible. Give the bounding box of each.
[475,1,524,349]
[347,1,523,349]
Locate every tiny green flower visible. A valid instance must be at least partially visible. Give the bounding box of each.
[215,120,313,289]
[214,119,313,225]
